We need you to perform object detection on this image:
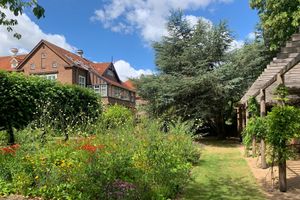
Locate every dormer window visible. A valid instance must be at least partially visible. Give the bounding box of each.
[107,70,114,76]
[10,59,18,68]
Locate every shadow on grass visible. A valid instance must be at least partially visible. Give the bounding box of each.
[183,175,264,200]
[196,137,242,148]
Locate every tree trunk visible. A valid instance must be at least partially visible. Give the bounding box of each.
[278,152,287,192]
[252,136,256,157]
[7,125,15,145]
[216,115,226,140]
[261,139,267,169]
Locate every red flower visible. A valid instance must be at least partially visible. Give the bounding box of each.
[79,143,105,153]
[0,144,20,155]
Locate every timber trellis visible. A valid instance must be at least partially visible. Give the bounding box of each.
[237,31,300,192]
[237,32,300,132]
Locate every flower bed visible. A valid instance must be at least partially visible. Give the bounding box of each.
[0,121,200,200]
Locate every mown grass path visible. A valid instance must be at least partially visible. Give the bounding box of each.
[181,139,266,200]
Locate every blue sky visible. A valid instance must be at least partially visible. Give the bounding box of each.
[0,0,259,80]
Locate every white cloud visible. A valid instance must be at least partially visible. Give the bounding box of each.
[184,15,213,28]
[0,9,75,56]
[247,32,256,41]
[91,0,233,43]
[114,60,153,81]
[229,40,244,51]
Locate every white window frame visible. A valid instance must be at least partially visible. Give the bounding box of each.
[93,85,100,94]
[100,84,107,97]
[79,75,86,87]
[39,74,57,81]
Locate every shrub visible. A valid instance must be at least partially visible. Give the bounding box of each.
[102,105,134,129]
[242,117,268,148]
[0,70,102,143]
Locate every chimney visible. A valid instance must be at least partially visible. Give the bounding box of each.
[76,49,83,58]
[10,48,19,57]
[10,48,19,69]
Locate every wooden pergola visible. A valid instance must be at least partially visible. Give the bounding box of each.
[237,33,300,134]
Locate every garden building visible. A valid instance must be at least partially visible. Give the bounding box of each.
[0,40,136,108]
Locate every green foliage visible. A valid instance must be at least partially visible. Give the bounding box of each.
[242,117,268,147]
[102,105,134,129]
[0,0,45,39]
[136,11,268,138]
[266,105,300,161]
[247,96,260,118]
[0,71,102,143]
[0,120,200,199]
[250,0,300,51]
[274,84,289,103]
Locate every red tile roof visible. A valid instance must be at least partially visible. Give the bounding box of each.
[16,40,134,92]
[0,55,27,71]
[92,62,111,75]
[101,76,135,92]
[123,80,135,90]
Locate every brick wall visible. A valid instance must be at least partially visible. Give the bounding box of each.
[21,44,73,84]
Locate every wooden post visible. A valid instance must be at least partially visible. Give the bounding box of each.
[277,73,284,85]
[279,152,287,192]
[242,105,246,129]
[241,105,249,157]
[237,106,243,142]
[246,102,256,157]
[277,73,287,192]
[237,107,240,133]
[245,102,250,125]
[260,89,267,169]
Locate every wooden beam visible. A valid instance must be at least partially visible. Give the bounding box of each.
[260,89,267,169]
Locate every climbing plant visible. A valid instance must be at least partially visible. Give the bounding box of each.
[266,85,300,192]
[247,96,260,118]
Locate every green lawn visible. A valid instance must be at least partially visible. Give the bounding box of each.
[181,139,266,200]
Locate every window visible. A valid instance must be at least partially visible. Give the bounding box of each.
[107,70,114,76]
[39,74,57,81]
[113,86,121,98]
[11,60,18,68]
[93,85,107,96]
[30,63,35,70]
[130,92,135,102]
[52,61,58,68]
[79,75,86,87]
[100,84,107,97]
[41,53,46,59]
[94,85,100,94]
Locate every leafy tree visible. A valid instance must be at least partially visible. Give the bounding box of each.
[250,0,300,51]
[0,0,45,39]
[136,11,271,138]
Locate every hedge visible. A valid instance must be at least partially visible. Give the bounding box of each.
[0,70,102,144]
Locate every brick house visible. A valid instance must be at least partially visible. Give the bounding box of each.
[0,40,136,108]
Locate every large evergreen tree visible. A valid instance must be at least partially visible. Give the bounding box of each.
[135,11,269,138]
